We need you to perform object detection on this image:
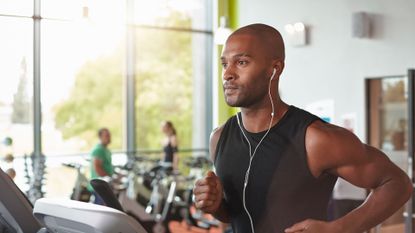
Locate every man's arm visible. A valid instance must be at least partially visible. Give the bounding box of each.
[92,147,111,177]
[193,125,231,223]
[208,125,231,222]
[287,121,412,233]
[93,158,110,177]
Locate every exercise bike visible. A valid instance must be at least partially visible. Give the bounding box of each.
[62,162,91,202]
[112,158,177,233]
[181,156,221,231]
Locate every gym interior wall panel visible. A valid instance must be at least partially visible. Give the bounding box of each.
[238,0,415,141]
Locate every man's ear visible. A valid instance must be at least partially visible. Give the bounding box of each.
[274,60,285,75]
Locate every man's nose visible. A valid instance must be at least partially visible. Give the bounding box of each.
[223,66,236,81]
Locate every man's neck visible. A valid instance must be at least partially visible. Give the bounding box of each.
[240,99,289,133]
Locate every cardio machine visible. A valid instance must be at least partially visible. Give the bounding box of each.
[115,160,178,233]
[0,167,147,233]
[62,162,91,202]
[120,156,220,232]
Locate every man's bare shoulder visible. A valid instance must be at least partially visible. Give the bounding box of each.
[209,125,226,162]
[306,120,355,145]
[211,125,225,141]
[305,120,364,177]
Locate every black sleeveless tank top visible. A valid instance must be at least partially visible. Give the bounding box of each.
[163,141,177,163]
[214,106,337,233]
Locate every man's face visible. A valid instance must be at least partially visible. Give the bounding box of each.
[100,130,111,146]
[221,34,270,108]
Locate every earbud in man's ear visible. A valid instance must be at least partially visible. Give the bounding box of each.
[270,68,277,81]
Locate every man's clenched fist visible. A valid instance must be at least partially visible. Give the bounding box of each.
[193,171,223,214]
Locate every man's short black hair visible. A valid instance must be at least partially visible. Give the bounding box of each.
[98,128,109,137]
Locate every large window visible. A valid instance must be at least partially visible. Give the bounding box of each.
[0,16,33,191]
[134,0,209,30]
[0,1,212,198]
[40,1,126,197]
[0,0,33,16]
[41,18,125,155]
[134,0,212,157]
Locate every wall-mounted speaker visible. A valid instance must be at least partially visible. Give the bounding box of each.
[352,12,371,38]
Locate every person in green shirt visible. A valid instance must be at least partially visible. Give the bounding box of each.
[90,128,114,205]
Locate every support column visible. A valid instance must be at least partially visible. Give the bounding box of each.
[125,0,136,161]
[33,0,41,157]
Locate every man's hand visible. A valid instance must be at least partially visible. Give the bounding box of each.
[285,219,338,233]
[193,171,223,214]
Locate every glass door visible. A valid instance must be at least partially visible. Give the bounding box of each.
[366,69,415,233]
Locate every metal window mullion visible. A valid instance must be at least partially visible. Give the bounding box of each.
[33,0,42,157]
[125,0,136,160]
[205,0,214,150]
[131,24,212,35]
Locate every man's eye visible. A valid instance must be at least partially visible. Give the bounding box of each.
[238,61,247,65]
[222,63,228,68]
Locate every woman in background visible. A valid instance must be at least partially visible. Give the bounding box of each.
[161,121,179,171]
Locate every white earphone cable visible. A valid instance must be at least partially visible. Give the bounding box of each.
[237,68,276,233]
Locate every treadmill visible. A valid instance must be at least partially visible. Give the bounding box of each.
[0,167,147,233]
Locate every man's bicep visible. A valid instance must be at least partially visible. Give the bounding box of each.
[333,145,399,189]
[307,122,400,188]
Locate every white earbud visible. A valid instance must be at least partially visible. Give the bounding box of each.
[270,68,277,81]
[269,68,276,116]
